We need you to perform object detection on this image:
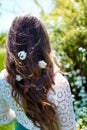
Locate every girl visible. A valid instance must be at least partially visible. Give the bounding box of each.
[0,14,76,130]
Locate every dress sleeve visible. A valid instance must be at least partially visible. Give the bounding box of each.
[0,70,16,125]
[47,73,76,130]
[0,70,40,130]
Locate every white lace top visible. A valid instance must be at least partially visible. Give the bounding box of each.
[0,69,76,130]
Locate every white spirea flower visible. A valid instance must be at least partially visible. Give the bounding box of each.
[38,60,47,69]
[18,51,27,60]
[16,74,22,81]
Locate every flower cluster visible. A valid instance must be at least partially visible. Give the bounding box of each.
[16,50,47,81]
[16,74,22,81]
[38,60,47,69]
[18,51,27,60]
[17,51,47,68]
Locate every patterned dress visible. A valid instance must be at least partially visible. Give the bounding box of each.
[0,69,76,130]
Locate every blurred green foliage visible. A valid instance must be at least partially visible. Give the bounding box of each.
[0,121,17,130]
[0,32,6,70]
[0,33,6,47]
[0,48,6,71]
[0,32,6,71]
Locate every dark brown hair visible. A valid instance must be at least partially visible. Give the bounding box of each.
[6,14,59,130]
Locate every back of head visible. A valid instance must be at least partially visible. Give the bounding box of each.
[6,14,59,130]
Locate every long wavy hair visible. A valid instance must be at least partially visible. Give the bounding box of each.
[6,14,59,130]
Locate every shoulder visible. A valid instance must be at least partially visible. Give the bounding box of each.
[50,72,70,93]
[0,69,7,79]
[0,69,10,94]
[0,69,6,87]
[0,69,7,85]
[52,62,69,89]
[47,72,71,104]
[54,72,69,89]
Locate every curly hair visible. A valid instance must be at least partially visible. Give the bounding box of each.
[6,14,59,130]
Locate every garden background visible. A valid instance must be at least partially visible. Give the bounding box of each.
[0,0,87,130]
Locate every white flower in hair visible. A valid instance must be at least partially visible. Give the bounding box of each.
[16,74,22,81]
[18,51,27,60]
[38,60,47,69]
